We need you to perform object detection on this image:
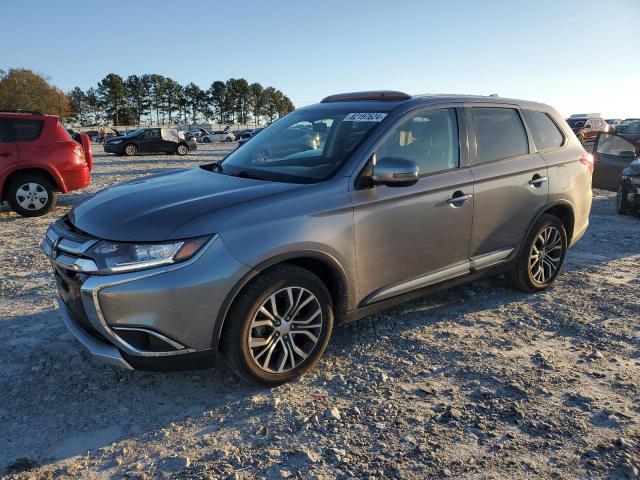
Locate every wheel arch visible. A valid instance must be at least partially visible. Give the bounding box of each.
[2,167,62,200]
[212,250,350,350]
[519,200,575,256]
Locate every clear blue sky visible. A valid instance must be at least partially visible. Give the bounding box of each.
[2,0,638,118]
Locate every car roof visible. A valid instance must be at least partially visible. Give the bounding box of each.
[302,91,554,113]
[0,110,58,120]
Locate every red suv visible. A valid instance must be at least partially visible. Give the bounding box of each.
[0,110,92,217]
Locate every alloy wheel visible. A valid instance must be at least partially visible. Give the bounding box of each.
[125,144,136,156]
[248,286,323,374]
[16,183,48,211]
[177,145,187,155]
[529,226,563,284]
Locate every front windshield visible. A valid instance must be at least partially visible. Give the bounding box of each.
[218,108,392,183]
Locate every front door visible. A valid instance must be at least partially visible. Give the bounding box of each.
[0,119,19,198]
[467,105,549,259]
[351,107,474,305]
[593,133,639,191]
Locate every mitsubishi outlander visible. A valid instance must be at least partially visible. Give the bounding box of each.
[42,92,593,386]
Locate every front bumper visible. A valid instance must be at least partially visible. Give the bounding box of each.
[42,219,251,370]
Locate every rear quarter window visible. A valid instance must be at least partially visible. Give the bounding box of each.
[471,107,529,163]
[3,118,44,142]
[523,110,565,151]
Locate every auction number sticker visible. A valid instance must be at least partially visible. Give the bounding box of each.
[344,112,388,122]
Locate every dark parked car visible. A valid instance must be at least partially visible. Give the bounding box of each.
[234,129,254,141]
[566,115,608,143]
[617,156,640,215]
[617,118,640,132]
[616,120,640,146]
[593,132,640,192]
[237,128,265,147]
[42,91,594,386]
[103,128,197,156]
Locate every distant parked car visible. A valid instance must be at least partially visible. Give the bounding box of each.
[617,155,640,215]
[618,118,640,132]
[234,129,253,141]
[616,120,640,146]
[606,119,622,131]
[593,132,640,192]
[201,130,234,143]
[566,115,608,143]
[237,128,265,147]
[103,128,197,156]
[0,109,91,216]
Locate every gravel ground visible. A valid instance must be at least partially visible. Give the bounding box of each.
[0,143,638,479]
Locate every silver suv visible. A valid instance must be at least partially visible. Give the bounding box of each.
[42,92,593,385]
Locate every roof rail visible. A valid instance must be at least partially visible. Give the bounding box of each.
[0,109,44,115]
[321,91,412,103]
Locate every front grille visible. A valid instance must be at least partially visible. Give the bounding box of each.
[43,217,108,342]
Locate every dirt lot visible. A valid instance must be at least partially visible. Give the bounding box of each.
[0,143,638,479]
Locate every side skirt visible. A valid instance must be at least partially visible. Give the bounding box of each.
[344,260,515,324]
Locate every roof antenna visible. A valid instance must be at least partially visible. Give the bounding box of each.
[489,93,499,97]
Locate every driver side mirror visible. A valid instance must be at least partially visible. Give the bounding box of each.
[372,156,420,187]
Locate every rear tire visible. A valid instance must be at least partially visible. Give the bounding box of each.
[7,174,57,217]
[507,214,567,292]
[176,143,188,156]
[225,137,232,142]
[617,183,629,215]
[221,265,334,386]
[124,143,137,156]
[203,137,211,143]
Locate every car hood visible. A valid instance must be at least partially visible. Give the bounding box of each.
[622,159,640,177]
[69,167,301,241]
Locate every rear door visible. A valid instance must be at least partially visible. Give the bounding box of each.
[0,119,19,196]
[593,133,639,191]
[467,105,548,260]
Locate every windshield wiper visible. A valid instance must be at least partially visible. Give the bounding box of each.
[227,170,267,181]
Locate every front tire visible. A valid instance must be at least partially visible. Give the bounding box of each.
[124,143,137,156]
[617,183,629,215]
[203,137,211,143]
[7,174,57,217]
[225,137,232,142]
[507,214,567,292]
[222,265,334,386]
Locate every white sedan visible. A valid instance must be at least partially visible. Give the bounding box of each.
[201,130,234,143]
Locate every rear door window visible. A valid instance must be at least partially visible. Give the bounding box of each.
[5,118,44,142]
[523,110,565,151]
[471,108,529,163]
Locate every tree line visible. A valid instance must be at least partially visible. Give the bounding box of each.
[68,74,295,127]
[0,69,296,127]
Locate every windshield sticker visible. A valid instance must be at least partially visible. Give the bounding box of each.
[344,112,387,122]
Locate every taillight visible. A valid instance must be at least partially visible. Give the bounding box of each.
[579,153,594,175]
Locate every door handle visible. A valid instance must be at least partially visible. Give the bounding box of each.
[529,176,548,186]
[1,151,14,158]
[447,192,473,205]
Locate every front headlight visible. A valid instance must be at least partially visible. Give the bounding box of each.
[88,236,211,274]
